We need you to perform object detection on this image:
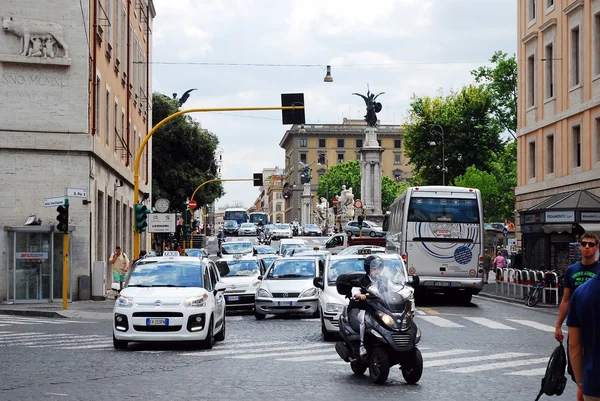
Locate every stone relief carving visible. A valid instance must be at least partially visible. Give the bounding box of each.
[2,16,69,58]
[314,197,329,227]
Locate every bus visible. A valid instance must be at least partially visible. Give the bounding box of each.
[223,207,249,225]
[248,212,269,226]
[386,186,484,303]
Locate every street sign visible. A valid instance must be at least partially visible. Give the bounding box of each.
[44,196,65,208]
[332,198,339,205]
[353,199,363,209]
[67,188,88,198]
[503,227,508,237]
[188,200,197,210]
[148,213,176,233]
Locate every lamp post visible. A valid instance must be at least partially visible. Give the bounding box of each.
[429,124,447,186]
[318,159,329,235]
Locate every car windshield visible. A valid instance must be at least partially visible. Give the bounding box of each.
[260,256,279,268]
[255,246,275,254]
[184,249,204,257]
[275,224,289,230]
[216,260,259,277]
[267,260,315,279]
[305,224,318,229]
[240,223,254,228]
[224,220,238,227]
[127,262,203,287]
[280,244,304,255]
[327,258,406,285]
[221,242,253,255]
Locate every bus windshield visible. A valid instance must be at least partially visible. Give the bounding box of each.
[249,213,269,225]
[224,210,248,225]
[408,198,479,224]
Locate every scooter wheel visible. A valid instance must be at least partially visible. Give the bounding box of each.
[401,347,423,384]
[369,346,390,384]
[350,360,367,375]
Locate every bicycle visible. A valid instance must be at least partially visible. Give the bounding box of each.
[525,280,544,307]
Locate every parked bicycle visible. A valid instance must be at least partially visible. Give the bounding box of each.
[525,270,564,307]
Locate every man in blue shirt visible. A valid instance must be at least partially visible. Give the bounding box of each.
[567,271,600,400]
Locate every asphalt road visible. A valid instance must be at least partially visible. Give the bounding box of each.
[0,293,575,401]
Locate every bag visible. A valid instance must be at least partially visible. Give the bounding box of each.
[534,342,567,401]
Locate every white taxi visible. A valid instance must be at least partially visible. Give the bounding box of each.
[217,240,254,260]
[113,254,227,350]
[215,255,266,310]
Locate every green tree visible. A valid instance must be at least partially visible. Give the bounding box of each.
[151,93,224,212]
[315,161,408,212]
[402,85,503,186]
[471,51,517,139]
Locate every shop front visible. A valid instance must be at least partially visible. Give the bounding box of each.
[519,190,600,272]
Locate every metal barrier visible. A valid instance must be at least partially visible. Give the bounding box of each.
[543,271,560,305]
[534,271,546,304]
[507,268,517,298]
[496,267,508,296]
[515,270,526,299]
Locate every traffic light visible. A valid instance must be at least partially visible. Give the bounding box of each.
[185,224,192,239]
[332,205,338,215]
[281,93,306,125]
[357,214,364,229]
[134,204,149,232]
[253,173,263,187]
[56,199,69,233]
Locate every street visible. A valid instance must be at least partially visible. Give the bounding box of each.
[0,283,576,401]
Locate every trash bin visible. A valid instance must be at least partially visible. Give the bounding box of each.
[78,275,90,301]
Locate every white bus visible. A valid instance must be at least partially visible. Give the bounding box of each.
[223,207,249,225]
[386,186,484,303]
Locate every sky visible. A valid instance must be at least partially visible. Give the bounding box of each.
[151,0,517,209]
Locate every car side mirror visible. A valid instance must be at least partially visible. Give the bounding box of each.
[408,275,420,286]
[257,275,263,280]
[217,251,222,258]
[313,277,324,290]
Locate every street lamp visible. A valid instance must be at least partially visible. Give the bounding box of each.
[429,124,447,186]
[318,159,329,234]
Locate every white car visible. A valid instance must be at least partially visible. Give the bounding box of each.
[215,255,266,310]
[113,255,227,350]
[238,223,257,236]
[270,223,293,240]
[218,240,254,260]
[313,252,412,340]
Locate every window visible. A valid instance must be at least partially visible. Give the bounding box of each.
[394,153,401,165]
[528,141,536,178]
[571,26,580,87]
[106,0,112,47]
[529,0,536,21]
[114,100,118,150]
[595,13,600,76]
[276,192,282,200]
[545,44,554,99]
[299,138,307,147]
[95,76,101,135]
[337,139,345,148]
[318,153,325,165]
[356,139,363,148]
[319,139,326,148]
[394,173,403,182]
[394,139,401,148]
[300,153,307,163]
[572,125,581,168]
[337,153,344,163]
[546,0,553,8]
[105,88,110,146]
[121,111,125,158]
[527,55,536,107]
[377,139,381,146]
[275,203,282,212]
[114,0,119,63]
[546,134,554,174]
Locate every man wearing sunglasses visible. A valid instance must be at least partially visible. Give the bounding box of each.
[554,232,600,382]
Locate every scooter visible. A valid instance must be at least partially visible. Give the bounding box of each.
[333,272,423,385]
[257,229,266,245]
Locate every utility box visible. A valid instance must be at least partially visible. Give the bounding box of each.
[78,275,90,301]
[92,261,106,300]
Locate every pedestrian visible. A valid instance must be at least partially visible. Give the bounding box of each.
[554,232,600,382]
[566,268,600,401]
[483,249,492,284]
[109,246,130,298]
[492,250,506,273]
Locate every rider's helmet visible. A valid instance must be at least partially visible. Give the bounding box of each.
[364,255,384,281]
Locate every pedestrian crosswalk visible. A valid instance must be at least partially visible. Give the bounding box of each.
[414,315,566,333]
[0,331,112,350]
[0,315,94,328]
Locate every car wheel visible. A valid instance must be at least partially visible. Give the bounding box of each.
[214,317,226,342]
[255,311,266,320]
[113,334,128,350]
[320,312,335,341]
[201,317,215,349]
[346,231,353,237]
[369,231,376,237]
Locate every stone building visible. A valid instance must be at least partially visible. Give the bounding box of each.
[0,0,156,302]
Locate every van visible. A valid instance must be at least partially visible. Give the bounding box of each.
[278,238,306,255]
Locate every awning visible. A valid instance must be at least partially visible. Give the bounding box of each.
[543,224,572,234]
[578,223,600,233]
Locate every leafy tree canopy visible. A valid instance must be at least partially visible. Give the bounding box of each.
[151,93,224,212]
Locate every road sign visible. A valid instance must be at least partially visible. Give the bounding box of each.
[353,199,363,209]
[44,196,65,208]
[503,226,508,237]
[148,213,176,233]
[332,198,339,205]
[67,188,88,198]
[188,200,197,210]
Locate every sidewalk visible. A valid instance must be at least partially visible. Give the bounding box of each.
[477,271,559,309]
[0,298,115,320]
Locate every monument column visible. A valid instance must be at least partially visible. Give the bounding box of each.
[300,183,313,226]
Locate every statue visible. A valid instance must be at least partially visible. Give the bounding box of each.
[298,161,315,184]
[339,185,355,219]
[352,86,384,127]
[1,16,69,58]
[172,88,197,106]
[314,197,329,226]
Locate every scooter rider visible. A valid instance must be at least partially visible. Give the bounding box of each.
[351,255,386,357]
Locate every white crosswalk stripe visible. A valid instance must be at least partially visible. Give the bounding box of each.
[0,315,93,327]
[424,352,532,368]
[443,357,549,373]
[462,317,516,330]
[418,316,465,328]
[505,319,556,332]
[505,367,547,376]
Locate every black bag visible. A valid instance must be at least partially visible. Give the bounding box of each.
[534,342,567,401]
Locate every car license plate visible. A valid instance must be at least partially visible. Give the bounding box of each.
[433,282,452,287]
[277,301,293,306]
[227,296,240,301]
[146,318,169,326]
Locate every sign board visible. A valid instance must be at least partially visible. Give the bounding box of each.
[163,251,180,257]
[148,213,176,233]
[332,198,339,205]
[545,210,575,223]
[16,252,48,259]
[581,211,600,221]
[44,196,65,208]
[353,199,363,209]
[67,188,88,198]
[188,200,197,210]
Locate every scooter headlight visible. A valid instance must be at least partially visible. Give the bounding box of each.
[400,311,413,331]
[377,311,396,328]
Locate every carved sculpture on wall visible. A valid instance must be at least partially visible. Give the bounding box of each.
[1,16,69,58]
[314,197,329,227]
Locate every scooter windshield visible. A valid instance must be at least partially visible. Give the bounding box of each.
[368,262,412,313]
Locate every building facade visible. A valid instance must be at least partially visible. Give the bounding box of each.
[279,119,411,223]
[0,0,155,302]
[516,0,600,269]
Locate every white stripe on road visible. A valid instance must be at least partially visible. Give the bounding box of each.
[443,357,548,373]
[421,349,480,358]
[231,344,334,360]
[505,319,556,332]
[418,316,465,328]
[225,316,243,321]
[0,334,77,344]
[505,367,547,376]
[18,336,107,346]
[278,354,341,362]
[415,310,426,316]
[0,332,44,339]
[58,344,113,350]
[181,341,294,356]
[462,317,516,330]
[0,317,71,325]
[424,352,532,368]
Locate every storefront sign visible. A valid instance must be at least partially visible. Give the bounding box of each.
[545,211,575,223]
[581,211,600,221]
[16,252,48,259]
[148,213,176,233]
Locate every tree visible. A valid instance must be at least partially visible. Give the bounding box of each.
[402,85,504,186]
[151,93,224,212]
[453,166,501,221]
[471,51,517,139]
[315,160,407,213]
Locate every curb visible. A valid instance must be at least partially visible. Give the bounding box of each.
[476,292,558,309]
[0,308,67,319]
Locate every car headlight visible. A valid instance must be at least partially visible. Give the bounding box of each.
[252,279,261,288]
[257,288,271,298]
[116,295,134,308]
[184,295,207,308]
[325,303,344,313]
[299,288,317,298]
[377,311,396,328]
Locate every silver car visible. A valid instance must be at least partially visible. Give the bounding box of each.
[344,220,385,237]
[271,223,293,240]
[238,222,257,236]
[254,256,322,319]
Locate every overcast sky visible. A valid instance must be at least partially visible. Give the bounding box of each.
[151,0,516,209]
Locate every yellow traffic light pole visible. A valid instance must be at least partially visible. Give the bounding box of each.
[133,106,303,259]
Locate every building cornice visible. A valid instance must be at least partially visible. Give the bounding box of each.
[521,31,538,45]
[539,18,557,32]
[564,0,584,15]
